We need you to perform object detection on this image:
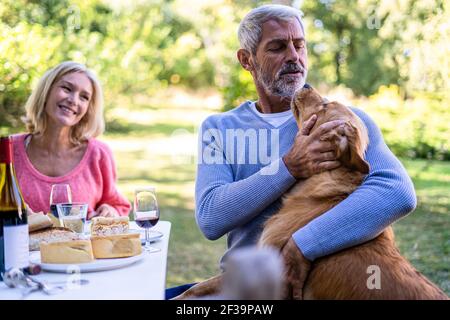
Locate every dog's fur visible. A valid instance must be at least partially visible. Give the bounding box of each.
[175,87,448,300]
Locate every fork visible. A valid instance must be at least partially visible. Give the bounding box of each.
[22,274,89,296]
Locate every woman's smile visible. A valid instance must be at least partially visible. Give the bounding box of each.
[58,103,77,116]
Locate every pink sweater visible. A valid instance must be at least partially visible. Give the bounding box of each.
[12,134,131,218]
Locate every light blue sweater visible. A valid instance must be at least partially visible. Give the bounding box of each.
[195,101,416,267]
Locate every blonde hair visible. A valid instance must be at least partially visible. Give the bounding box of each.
[23,61,105,144]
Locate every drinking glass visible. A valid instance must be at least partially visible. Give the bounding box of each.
[133,187,160,253]
[56,203,88,237]
[50,184,72,217]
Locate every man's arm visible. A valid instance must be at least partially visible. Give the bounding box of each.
[196,114,347,240]
[195,117,296,240]
[292,108,417,261]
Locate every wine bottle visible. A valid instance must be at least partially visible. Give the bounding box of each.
[0,136,29,281]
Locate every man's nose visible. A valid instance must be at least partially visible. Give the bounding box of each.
[286,42,299,63]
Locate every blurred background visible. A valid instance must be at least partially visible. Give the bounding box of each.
[0,0,448,293]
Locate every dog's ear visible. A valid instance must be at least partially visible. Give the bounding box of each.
[291,98,302,129]
[343,121,370,174]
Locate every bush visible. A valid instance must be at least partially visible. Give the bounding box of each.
[0,0,221,131]
[363,85,449,160]
[0,21,64,129]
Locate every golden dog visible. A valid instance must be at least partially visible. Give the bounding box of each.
[175,86,448,300]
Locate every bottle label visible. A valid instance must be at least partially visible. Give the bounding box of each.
[3,224,29,269]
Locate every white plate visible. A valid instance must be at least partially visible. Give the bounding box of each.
[129,229,163,244]
[29,251,145,273]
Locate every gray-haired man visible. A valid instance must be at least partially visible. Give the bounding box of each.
[171,4,415,299]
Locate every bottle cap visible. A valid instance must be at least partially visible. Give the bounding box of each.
[0,136,12,164]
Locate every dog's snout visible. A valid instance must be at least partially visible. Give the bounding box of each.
[298,83,312,95]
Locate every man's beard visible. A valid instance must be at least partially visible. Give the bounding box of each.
[255,62,307,98]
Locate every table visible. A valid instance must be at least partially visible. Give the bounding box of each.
[0,221,171,300]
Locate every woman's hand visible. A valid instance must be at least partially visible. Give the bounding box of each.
[94,204,120,218]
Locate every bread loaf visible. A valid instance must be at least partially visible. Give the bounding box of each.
[40,239,94,264]
[29,227,79,251]
[28,214,53,232]
[91,233,142,258]
[90,216,129,236]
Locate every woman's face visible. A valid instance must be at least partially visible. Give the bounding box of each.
[45,72,93,129]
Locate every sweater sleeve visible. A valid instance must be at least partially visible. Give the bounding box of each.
[195,117,297,240]
[292,108,417,261]
[97,144,131,216]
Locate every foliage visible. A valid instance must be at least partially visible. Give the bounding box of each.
[363,85,450,160]
[220,0,449,160]
[220,0,449,101]
[0,0,449,160]
[0,0,219,128]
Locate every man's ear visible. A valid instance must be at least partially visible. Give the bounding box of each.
[237,49,254,71]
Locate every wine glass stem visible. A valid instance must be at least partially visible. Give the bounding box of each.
[145,228,151,249]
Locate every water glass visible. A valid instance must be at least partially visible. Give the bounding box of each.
[56,203,88,237]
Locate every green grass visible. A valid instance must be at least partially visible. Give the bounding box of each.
[392,159,450,294]
[104,89,227,286]
[105,89,449,294]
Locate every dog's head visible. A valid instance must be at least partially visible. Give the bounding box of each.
[292,85,370,174]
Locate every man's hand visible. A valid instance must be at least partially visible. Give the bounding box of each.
[283,115,345,179]
[280,237,312,300]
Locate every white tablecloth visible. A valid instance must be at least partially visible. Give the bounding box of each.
[0,221,171,300]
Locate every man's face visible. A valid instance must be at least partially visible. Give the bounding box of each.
[253,18,308,98]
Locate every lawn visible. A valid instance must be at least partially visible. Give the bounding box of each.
[103,89,449,294]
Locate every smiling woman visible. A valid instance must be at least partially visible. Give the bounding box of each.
[10,61,131,219]
[46,74,92,129]
[22,62,104,146]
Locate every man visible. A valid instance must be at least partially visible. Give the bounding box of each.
[195,4,416,298]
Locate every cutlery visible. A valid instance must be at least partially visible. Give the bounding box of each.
[23,274,89,295]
